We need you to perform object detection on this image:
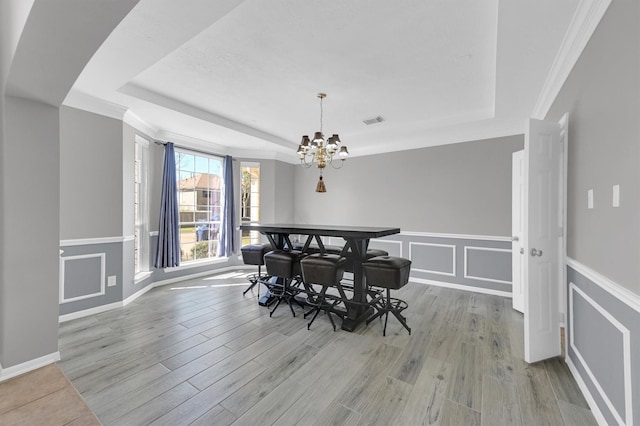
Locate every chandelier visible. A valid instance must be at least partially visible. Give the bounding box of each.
[297,93,349,192]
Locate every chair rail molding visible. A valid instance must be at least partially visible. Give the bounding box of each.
[60,235,135,247]
[566,257,640,314]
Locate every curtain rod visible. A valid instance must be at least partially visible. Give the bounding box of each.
[154,140,227,158]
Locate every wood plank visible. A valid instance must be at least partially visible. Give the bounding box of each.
[94,344,236,422]
[423,319,461,362]
[543,357,589,408]
[398,357,452,426]
[439,399,481,426]
[446,342,483,411]
[313,402,362,426]
[105,381,198,426]
[219,343,320,417]
[0,386,95,426]
[189,405,237,426]
[390,328,432,385]
[229,377,309,426]
[483,330,515,383]
[336,343,402,413]
[148,361,266,426]
[513,360,564,426]
[0,364,69,415]
[187,332,286,391]
[357,376,413,425]
[480,374,523,426]
[557,399,598,426]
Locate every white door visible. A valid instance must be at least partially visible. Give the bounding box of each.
[511,150,524,313]
[523,118,563,363]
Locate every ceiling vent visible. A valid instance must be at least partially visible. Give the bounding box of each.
[362,116,384,125]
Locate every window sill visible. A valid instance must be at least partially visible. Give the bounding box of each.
[135,271,153,284]
[163,256,228,273]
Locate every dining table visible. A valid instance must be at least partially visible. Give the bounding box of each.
[239,223,400,331]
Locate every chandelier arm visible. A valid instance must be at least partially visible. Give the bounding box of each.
[300,155,314,168]
[328,157,346,169]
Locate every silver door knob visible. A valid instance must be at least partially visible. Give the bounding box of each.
[530,248,543,257]
[512,236,519,241]
[520,248,524,254]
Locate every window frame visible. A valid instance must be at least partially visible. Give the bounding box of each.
[175,148,225,264]
[134,134,150,280]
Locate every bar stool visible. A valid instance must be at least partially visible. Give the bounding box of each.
[264,250,305,317]
[300,253,347,331]
[343,248,389,273]
[363,256,412,336]
[240,243,271,296]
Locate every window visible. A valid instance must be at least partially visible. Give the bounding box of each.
[134,135,149,275]
[241,163,260,245]
[176,150,223,262]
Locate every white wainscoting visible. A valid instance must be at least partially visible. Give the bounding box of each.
[569,281,633,426]
[59,253,106,303]
[463,246,512,285]
[409,242,456,277]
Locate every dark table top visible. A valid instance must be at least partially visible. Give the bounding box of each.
[239,223,400,239]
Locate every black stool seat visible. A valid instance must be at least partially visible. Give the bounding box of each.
[363,256,411,289]
[300,254,347,331]
[264,250,305,317]
[301,253,345,285]
[344,248,389,273]
[241,243,271,266]
[241,243,271,296]
[264,250,304,278]
[363,256,412,336]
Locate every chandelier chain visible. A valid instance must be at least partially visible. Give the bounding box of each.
[319,95,323,134]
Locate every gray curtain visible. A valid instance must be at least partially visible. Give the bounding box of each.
[154,142,180,268]
[217,155,236,257]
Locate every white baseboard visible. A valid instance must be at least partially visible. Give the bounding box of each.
[410,277,512,298]
[152,265,245,288]
[0,351,61,383]
[59,301,123,323]
[123,283,156,306]
[565,356,607,426]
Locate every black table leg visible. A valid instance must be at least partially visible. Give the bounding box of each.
[341,238,374,331]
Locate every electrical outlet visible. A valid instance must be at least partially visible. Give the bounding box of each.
[108,275,116,287]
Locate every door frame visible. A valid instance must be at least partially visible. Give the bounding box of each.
[559,112,569,355]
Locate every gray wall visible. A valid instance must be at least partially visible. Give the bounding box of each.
[545,1,639,423]
[60,106,125,239]
[1,96,60,367]
[546,0,640,294]
[294,135,523,236]
[252,159,295,225]
[0,0,139,374]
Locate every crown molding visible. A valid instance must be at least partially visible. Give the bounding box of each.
[234,149,299,164]
[532,0,612,119]
[62,89,128,120]
[124,110,160,139]
[156,130,229,154]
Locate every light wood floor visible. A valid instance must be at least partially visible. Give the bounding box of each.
[56,270,598,426]
[0,364,99,425]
